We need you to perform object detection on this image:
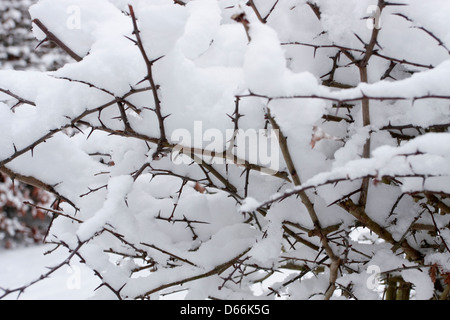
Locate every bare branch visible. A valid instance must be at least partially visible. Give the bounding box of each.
[266,108,341,298]
[32,19,82,62]
[140,242,198,267]
[247,0,265,24]
[281,41,434,69]
[128,5,167,158]
[0,241,84,299]
[0,88,36,107]
[136,248,251,299]
[393,13,450,55]
[0,165,78,210]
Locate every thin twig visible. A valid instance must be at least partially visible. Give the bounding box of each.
[140,242,198,267]
[136,248,251,299]
[32,19,82,62]
[0,88,36,107]
[128,5,167,157]
[0,241,85,299]
[266,108,340,299]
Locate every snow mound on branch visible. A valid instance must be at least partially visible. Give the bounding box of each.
[305,132,450,194]
[30,0,129,57]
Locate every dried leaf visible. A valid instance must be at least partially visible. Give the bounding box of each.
[194,182,206,194]
[310,125,343,148]
[444,273,450,286]
[429,263,439,283]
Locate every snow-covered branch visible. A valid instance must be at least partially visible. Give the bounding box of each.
[1,0,449,300]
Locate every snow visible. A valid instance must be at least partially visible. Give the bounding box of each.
[30,0,129,58]
[135,3,188,61]
[299,132,450,195]
[239,197,260,212]
[178,0,222,60]
[401,269,434,300]
[1,0,450,300]
[0,245,99,300]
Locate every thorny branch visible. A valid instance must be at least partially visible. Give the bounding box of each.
[393,13,450,55]
[355,0,388,210]
[128,5,168,159]
[0,241,85,299]
[265,108,340,299]
[247,0,280,24]
[237,91,450,105]
[0,88,36,109]
[32,19,82,62]
[136,248,251,299]
[1,1,449,300]
[281,41,434,70]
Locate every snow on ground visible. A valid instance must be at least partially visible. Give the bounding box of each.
[0,244,99,300]
[0,244,293,300]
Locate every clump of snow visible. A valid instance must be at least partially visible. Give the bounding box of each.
[239,197,260,213]
[1,0,449,301]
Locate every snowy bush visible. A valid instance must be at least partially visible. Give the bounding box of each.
[1,0,450,300]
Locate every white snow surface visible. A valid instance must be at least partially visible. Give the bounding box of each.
[0,0,449,300]
[0,245,99,300]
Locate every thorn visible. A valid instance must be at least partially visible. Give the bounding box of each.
[124,35,137,44]
[35,37,49,50]
[87,127,96,140]
[135,77,149,86]
[52,181,62,188]
[151,55,165,64]
[72,125,84,134]
[384,2,408,7]
[11,177,15,194]
[353,33,366,46]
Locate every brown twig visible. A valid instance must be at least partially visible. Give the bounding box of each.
[281,41,434,69]
[140,242,198,267]
[338,198,423,262]
[128,5,168,158]
[393,13,450,55]
[23,201,83,224]
[0,88,36,107]
[237,91,450,105]
[424,204,450,253]
[247,0,265,24]
[266,108,340,299]
[136,248,251,299]
[0,165,78,210]
[32,19,82,62]
[0,241,85,299]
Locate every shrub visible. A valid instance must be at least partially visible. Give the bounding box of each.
[0,0,449,300]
